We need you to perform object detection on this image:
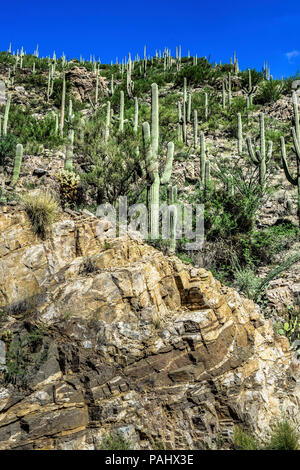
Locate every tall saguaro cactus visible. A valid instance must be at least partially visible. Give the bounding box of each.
[142,83,175,239]
[133,97,139,133]
[60,71,66,137]
[237,112,243,155]
[11,144,23,186]
[119,90,125,132]
[280,91,300,225]
[3,93,11,136]
[200,132,206,185]
[246,112,273,191]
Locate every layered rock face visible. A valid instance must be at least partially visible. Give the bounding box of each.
[0,207,299,450]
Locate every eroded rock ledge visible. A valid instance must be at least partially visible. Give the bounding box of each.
[0,207,299,450]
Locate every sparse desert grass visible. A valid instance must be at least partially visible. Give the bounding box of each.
[22,190,59,238]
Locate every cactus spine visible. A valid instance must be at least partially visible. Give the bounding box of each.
[246,112,272,191]
[280,91,300,225]
[11,144,23,186]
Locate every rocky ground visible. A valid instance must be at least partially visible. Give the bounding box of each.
[0,207,299,450]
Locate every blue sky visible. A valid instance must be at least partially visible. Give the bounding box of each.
[1,0,300,78]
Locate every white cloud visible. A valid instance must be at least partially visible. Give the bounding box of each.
[285,50,300,63]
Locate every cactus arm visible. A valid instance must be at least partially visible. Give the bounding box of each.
[266,141,273,162]
[246,137,259,164]
[292,92,300,142]
[291,127,300,159]
[142,122,158,183]
[60,71,66,137]
[161,142,174,184]
[280,136,297,186]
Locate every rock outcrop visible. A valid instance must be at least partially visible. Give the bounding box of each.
[0,207,299,450]
[66,66,106,102]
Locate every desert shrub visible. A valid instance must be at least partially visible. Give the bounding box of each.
[266,420,299,450]
[0,133,18,165]
[233,427,258,450]
[81,119,142,204]
[22,191,59,238]
[6,105,62,148]
[239,68,264,89]
[174,58,214,86]
[57,170,82,208]
[233,264,261,299]
[255,80,283,104]
[97,432,132,450]
[79,256,99,275]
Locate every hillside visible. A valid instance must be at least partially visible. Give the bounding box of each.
[0,48,300,450]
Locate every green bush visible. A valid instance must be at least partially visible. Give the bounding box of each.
[0,133,18,165]
[233,427,258,450]
[97,432,132,450]
[255,80,283,105]
[174,58,214,86]
[266,420,299,450]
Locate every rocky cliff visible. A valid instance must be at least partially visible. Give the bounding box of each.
[0,206,299,450]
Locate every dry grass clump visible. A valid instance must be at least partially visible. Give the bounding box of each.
[22,191,59,238]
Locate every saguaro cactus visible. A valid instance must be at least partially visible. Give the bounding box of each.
[119,90,125,132]
[142,83,175,239]
[11,143,23,186]
[193,110,198,148]
[246,112,273,191]
[237,112,243,155]
[3,93,11,136]
[133,97,139,133]
[200,132,206,185]
[105,101,111,143]
[242,69,257,108]
[224,73,232,106]
[280,91,300,225]
[204,92,208,121]
[60,71,66,137]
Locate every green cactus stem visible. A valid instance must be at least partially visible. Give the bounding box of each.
[105,101,111,143]
[246,112,272,191]
[3,93,11,136]
[237,112,243,155]
[11,143,23,186]
[60,71,66,136]
[200,132,206,186]
[194,110,198,148]
[133,97,139,133]
[280,91,300,225]
[119,90,125,132]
